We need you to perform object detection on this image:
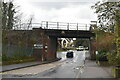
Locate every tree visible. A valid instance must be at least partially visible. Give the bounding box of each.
[0,1,2,27]
[92,1,120,65]
[91,1,120,32]
[75,39,89,47]
[1,2,7,29]
[114,5,120,61]
[1,1,17,30]
[27,15,34,30]
[7,1,15,29]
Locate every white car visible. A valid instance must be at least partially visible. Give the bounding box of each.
[76,46,84,51]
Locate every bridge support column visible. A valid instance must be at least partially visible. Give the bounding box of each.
[32,28,45,61]
[47,36,58,60]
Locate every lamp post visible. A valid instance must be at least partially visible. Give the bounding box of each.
[90,21,97,30]
[89,21,97,60]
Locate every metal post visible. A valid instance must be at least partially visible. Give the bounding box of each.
[77,23,78,30]
[46,21,48,29]
[86,24,87,30]
[57,22,59,29]
[31,23,32,29]
[67,23,69,30]
[41,22,43,28]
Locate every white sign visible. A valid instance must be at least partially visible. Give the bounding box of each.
[34,44,43,49]
[45,46,48,48]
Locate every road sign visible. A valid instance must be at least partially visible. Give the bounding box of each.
[34,44,43,49]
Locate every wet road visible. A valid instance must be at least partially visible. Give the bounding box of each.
[36,50,86,78]
[2,50,87,78]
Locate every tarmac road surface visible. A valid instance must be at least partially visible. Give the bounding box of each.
[2,50,86,78]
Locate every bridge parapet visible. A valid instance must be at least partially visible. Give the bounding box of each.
[13,21,91,31]
[41,21,90,30]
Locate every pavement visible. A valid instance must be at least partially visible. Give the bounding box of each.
[1,58,61,72]
[35,51,86,78]
[79,52,113,78]
[79,60,113,78]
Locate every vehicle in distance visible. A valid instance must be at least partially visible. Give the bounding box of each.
[85,47,89,50]
[66,50,74,58]
[76,46,84,51]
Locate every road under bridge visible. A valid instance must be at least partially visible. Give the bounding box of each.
[32,27,95,61]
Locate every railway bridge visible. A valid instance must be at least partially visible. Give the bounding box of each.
[32,21,95,61]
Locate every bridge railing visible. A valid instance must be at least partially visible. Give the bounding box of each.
[13,23,41,30]
[12,21,90,30]
[41,21,90,30]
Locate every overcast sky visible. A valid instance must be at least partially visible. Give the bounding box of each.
[12,0,101,24]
